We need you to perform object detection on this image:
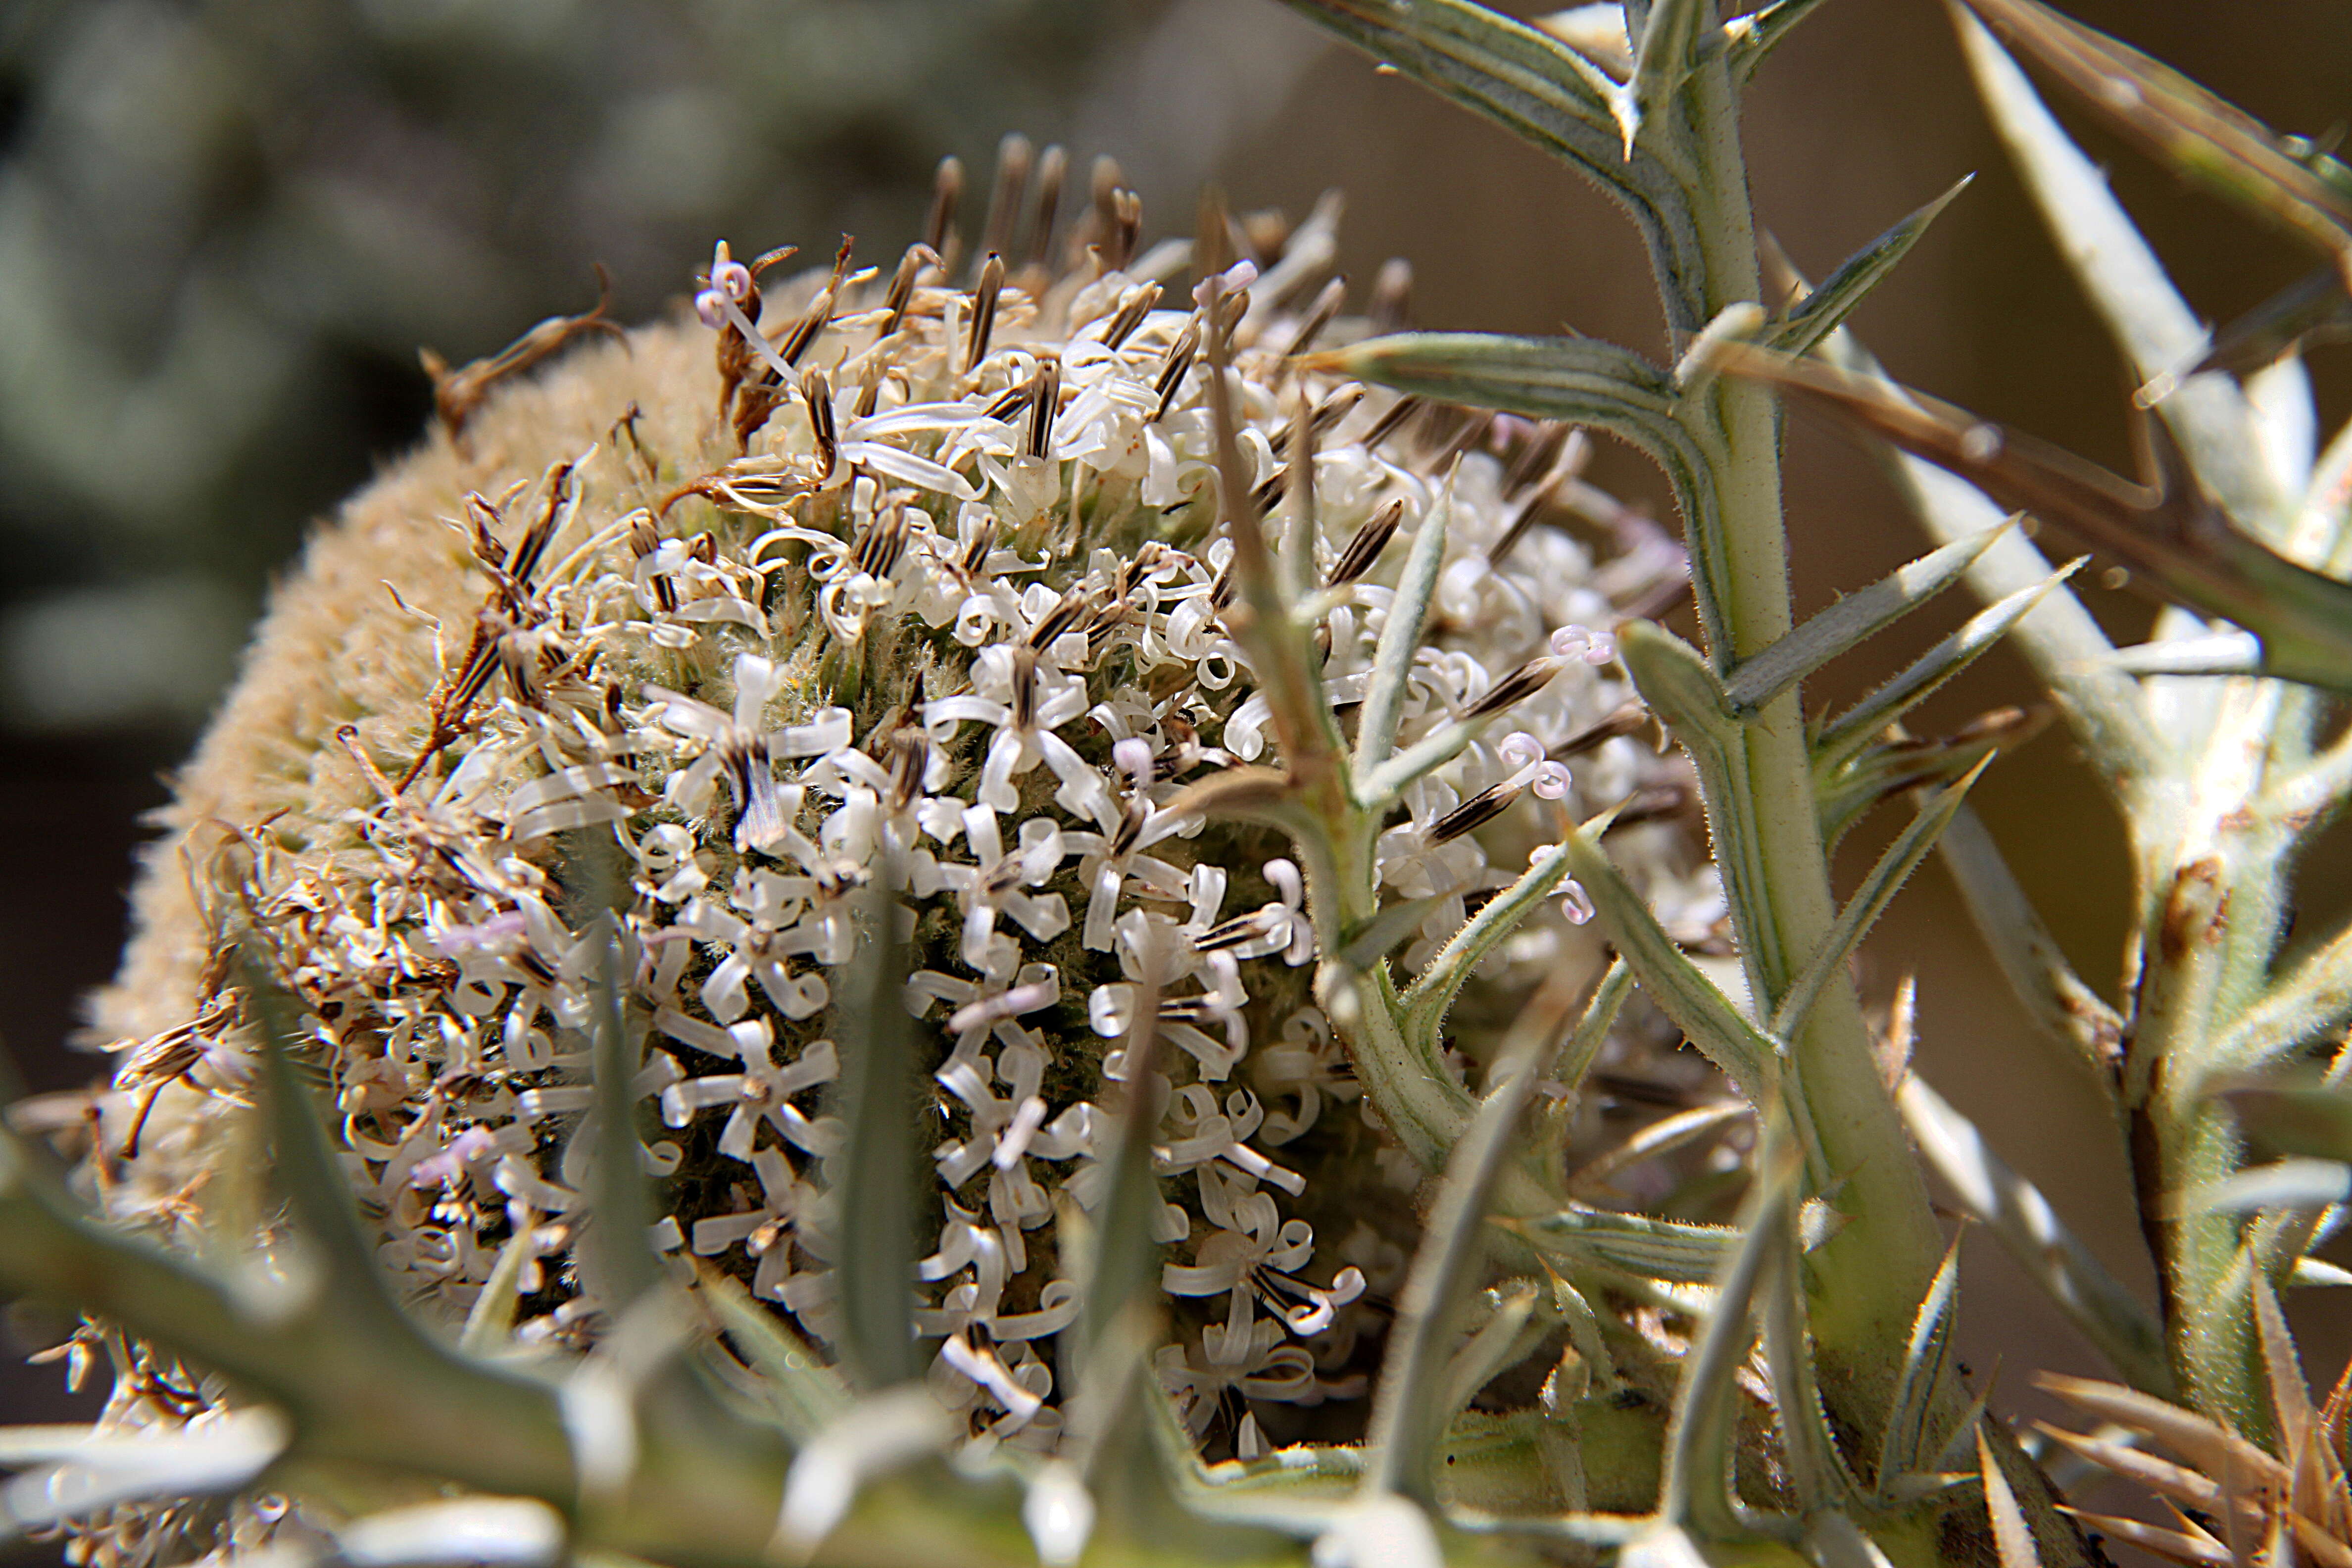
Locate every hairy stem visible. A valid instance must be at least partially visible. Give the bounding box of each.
[1679,45,1944,1424]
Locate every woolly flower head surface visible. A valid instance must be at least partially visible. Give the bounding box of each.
[91,192,1711,1457]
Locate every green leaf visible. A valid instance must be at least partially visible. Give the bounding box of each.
[1813,561,2084,764]
[1726,344,2352,695]
[241,948,430,1343]
[1812,332,2161,788]
[1315,333,1738,651]
[1556,956,1635,1096]
[1772,758,1987,1043]
[1769,177,1973,360]
[1516,1205,1738,1287]
[1267,0,1710,330]
[1875,1237,1963,1502]
[1437,1283,1546,1419]
[581,923,659,1312]
[1337,895,1447,971]
[1400,841,1576,1062]
[828,875,921,1390]
[1656,1148,1799,1537]
[460,1232,535,1357]
[1813,707,2047,853]
[2218,915,2352,1071]
[1722,520,2009,715]
[693,1264,850,1445]
[1354,466,1452,777]
[1899,1076,2176,1395]
[1615,620,1803,999]
[1755,1181,1854,1511]
[1559,822,1779,1108]
[1361,1009,1551,1507]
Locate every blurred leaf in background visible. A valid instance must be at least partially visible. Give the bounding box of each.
[0,0,1329,733]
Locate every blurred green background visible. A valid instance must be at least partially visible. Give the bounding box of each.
[0,0,2346,1482]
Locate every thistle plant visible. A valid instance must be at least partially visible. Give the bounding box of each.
[2,4,2350,1568]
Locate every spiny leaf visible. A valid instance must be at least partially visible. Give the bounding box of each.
[1770,756,1990,1043]
[2181,1159,2351,1216]
[1200,245,1348,796]
[1722,519,2009,715]
[1362,1004,1552,1506]
[1657,1142,1800,1537]
[1559,822,1780,1108]
[1514,1205,1740,1286]
[828,873,921,1390]
[335,1498,566,1568]
[2034,1372,2291,1489]
[1313,333,1737,650]
[1877,1236,1964,1500]
[1805,1512,1898,1568]
[1614,0,1707,157]
[1811,319,2160,788]
[1769,177,1974,360]
[1355,467,1452,776]
[1813,706,2048,853]
[1812,560,2084,763]
[1902,1078,2176,1395]
[1755,1185,1856,1510]
[1956,0,2352,281]
[1437,1284,1546,1419]
[2218,916,2352,1071]
[1337,895,1447,972]
[1723,344,2352,695]
[1975,1425,2045,1568]
[1267,0,1711,331]
[1400,840,1577,1060]
[241,947,427,1341]
[693,1264,850,1445]
[1556,955,1635,1094]
[583,921,658,1311]
[2053,1510,2229,1568]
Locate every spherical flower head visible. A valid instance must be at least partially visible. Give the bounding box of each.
[87,165,1710,1488]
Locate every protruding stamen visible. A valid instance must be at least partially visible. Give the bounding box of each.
[1097,282,1162,351]
[1153,322,1199,422]
[980,134,1033,269]
[1024,144,1067,271]
[925,155,964,255]
[967,253,1005,373]
[882,243,935,339]
[800,367,837,478]
[1428,779,1523,845]
[1027,358,1061,460]
[1357,393,1424,452]
[1552,702,1648,760]
[1327,498,1406,587]
[1273,276,1347,386]
[1464,655,1564,721]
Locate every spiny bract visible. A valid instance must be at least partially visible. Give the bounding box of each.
[83,165,1712,1488]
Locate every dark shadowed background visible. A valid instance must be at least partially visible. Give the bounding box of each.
[1,0,2346,1535]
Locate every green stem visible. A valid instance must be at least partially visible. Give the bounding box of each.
[1678,49,1944,1422]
